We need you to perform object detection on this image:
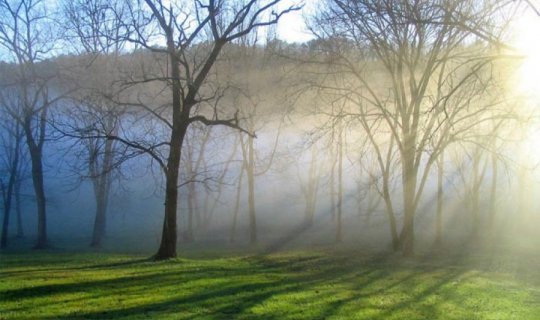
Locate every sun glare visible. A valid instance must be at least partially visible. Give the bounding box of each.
[512,11,540,98]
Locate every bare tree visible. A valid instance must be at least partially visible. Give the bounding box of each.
[323,102,346,242]
[180,124,213,242]
[434,150,444,246]
[298,143,322,227]
[86,0,302,259]
[221,37,289,244]
[236,97,283,243]
[0,0,67,248]
[313,0,509,255]
[0,106,25,248]
[58,0,134,247]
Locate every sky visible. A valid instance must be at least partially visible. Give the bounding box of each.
[275,0,317,43]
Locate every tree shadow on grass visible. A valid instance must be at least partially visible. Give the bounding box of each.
[260,221,316,255]
[3,251,521,320]
[0,253,151,277]
[40,255,368,319]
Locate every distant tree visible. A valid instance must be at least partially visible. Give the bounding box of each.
[194,130,239,232]
[236,98,283,244]
[223,34,288,245]
[0,105,25,248]
[298,143,322,227]
[325,103,345,242]
[0,0,68,248]
[180,125,212,242]
[61,0,130,247]
[358,118,400,250]
[313,0,510,255]
[452,118,508,238]
[296,129,346,245]
[434,151,444,246]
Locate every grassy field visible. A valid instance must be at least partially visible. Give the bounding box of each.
[1,247,539,319]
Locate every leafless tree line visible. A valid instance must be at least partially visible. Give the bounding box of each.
[0,0,536,259]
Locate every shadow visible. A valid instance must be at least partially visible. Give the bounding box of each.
[72,257,153,270]
[39,254,368,319]
[0,255,151,278]
[260,221,315,255]
[3,250,535,319]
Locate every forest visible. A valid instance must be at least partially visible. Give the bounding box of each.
[1,0,540,319]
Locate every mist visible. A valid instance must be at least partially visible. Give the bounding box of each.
[1,0,540,319]
[3,44,539,254]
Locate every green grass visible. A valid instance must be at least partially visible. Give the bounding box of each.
[1,248,539,319]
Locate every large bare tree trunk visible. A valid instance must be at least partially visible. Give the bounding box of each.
[28,144,47,249]
[131,0,297,260]
[155,123,187,259]
[154,44,187,259]
[90,175,111,247]
[24,106,48,249]
[90,190,107,247]
[382,179,400,251]
[401,135,417,256]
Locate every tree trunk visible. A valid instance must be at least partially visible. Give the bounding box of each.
[90,185,107,247]
[155,123,186,260]
[376,134,399,250]
[31,156,47,248]
[435,151,444,247]
[90,195,106,248]
[336,128,343,243]
[27,143,47,249]
[304,198,315,226]
[330,145,337,222]
[154,44,187,260]
[90,136,114,247]
[401,182,416,256]
[382,184,400,251]
[184,181,195,242]
[488,152,497,231]
[401,135,417,257]
[247,135,257,244]
[1,141,19,248]
[230,165,244,243]
[193,182,201,231]
[470,152,486,238]
[1,182,12,248]
[15,179,24,238]
[303,147,319,226]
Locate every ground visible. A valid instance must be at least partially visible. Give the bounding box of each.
[1,246,539,319]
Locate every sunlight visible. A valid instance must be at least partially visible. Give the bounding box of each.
[276,0,316,43]
[512,11,540,98]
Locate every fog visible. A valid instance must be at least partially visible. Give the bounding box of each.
[1,0,540,260]
[6,66,540,254]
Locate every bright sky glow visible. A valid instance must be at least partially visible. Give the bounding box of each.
[509,7,540,167]
[512,9,540,99]
[276,0,317,43]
